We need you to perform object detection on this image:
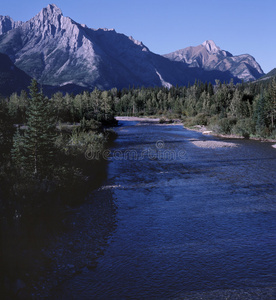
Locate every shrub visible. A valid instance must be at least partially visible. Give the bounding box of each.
[80,118,101,132]
[68,130,106,156]
[232,118,255,138]
[182,116,196,127]
[207,115,219,126]
[215,117,237,134]
[194,113,208,125]
[159,117,166,124]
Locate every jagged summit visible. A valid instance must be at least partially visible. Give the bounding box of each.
[0,15,22,35]
[0,4,265,92]
[164,41,264,81]
[202,40,220,53]
[44,4,63,16]
[128,36,149,51]
[33,3,63,26]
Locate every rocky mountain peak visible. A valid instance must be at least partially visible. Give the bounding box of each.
[202,40,220,53]
[0,4,265,91]
[24,3,78,40]
[164,40,264,81]
[44,4,63,17]
[32,3,63,28]
[0,15,22,35]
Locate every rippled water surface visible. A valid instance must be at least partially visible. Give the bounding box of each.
[55,120,276,299]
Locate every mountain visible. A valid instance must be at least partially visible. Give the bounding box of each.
[0,5,264,93]
[0,15,22,35]
[0,4,237,91]
[258,68,276,81]
[164,40,264,82]
[0,52,32,96]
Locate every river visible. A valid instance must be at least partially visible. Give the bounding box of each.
[53,118,276,299]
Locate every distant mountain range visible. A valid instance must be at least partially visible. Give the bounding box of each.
[258,68,276,81]
[0,4,266,95]
[164,40,264,82]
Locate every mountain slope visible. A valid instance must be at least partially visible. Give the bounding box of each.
[0,52,31,96]
[258,68,276,81]
[164,40,264,81]
[0,4,240,91]
[0,15,22,35]
[0,4,171,89]
[0,5,102,87]
[0,5,264,92]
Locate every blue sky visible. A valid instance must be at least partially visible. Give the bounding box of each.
[1,0,275,73]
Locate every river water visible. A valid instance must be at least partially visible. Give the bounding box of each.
[54,119,276,299]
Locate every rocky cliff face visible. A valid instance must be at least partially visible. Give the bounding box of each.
[0,5,264,92]
[0,5,102,87]
[0,15,22,35]
[163,40,264,81]
[0,5,170,89]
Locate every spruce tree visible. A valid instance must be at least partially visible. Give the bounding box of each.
[0,103,15,158]
[15,79,56,177]
[254,92,267,135]
[11,128,25,169]
[268,78,276,129]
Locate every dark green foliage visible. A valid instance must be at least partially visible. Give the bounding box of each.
[268,78,276,129]
[232,118,255,138]
[254,93,267,135]
[11,128,25,169]
[12,79,57,177]
[0,102,15,158]
[1,79,117,217]
[216,118,234,134]
[1,74,276,219]
[112,77,276,138]
[194,113,208,126]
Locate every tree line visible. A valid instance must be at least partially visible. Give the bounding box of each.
[0,80,117,217]
[0,76,275,298]
[114,78,276,139]
[0,76,275,216]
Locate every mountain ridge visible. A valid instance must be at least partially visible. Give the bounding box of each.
[163,40,264,81]
[0,52,32,96]
[0,4,265,94]
[0,15,22,35]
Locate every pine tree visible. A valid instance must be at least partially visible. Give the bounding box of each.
[254,92,267,135]
[268,78,276,129]
[207,82,214,96]
[229,89,243,118]
[13,79,56,177]
[0,102,15,158]
[11,128,25,169]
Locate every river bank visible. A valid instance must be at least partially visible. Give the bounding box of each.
[116,116,276,149]
[116,117,240,149]
[52,117,276,299]
[117,116,276,143]
[3,117,275,299]
[187,124,276,144]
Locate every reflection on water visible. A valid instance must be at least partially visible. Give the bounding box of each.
[54,120,276,299]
